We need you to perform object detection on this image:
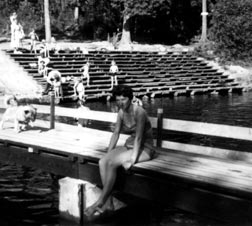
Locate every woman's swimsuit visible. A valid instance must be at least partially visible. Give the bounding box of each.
[120,105,156,159]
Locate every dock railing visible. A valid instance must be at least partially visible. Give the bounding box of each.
[35,103,252,163]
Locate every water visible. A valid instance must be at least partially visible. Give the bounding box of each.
[1,92,252,226]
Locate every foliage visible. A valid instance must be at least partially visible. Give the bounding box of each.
[0,0,208,45]
[110,0,204,44]
[209,0,252,63]
[193,40,216,60]
[0,0,21,34]
[18,1,42,34]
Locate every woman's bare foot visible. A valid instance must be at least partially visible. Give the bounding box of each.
[84,201,103,217]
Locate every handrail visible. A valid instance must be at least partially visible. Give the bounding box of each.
[32,104,252,142]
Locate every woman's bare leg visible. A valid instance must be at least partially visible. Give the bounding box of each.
[85,147,152,216]
[85,147,130,216]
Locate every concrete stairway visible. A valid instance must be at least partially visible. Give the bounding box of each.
[6,49,245,100]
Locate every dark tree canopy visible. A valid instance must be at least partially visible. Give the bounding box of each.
[0,0,215,46]
[209,0,252,62]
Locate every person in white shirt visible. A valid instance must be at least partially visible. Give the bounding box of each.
[28,29,39,53]
[79,62,90,87]
[74,78,85,101]
[109,60,119,88]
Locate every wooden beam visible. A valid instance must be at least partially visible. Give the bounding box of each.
[0,144,79,177]
[162,118,252,141]
[31,104,252,141]
[162,140,252,162]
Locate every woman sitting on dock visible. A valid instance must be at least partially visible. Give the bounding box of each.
[85,85,156,219]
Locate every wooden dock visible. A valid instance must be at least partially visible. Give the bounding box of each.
[1,104,252,224]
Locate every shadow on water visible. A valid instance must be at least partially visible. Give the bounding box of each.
[1,93,252,225]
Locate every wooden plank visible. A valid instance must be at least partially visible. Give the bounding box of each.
[151,156,252,187]
[162,118,252,141]
[161,140,252,162]
[34,105,118,123]
[3,119,252,197]
[0,119,128,158]
[135,162,252,198]
[29,105,252,142]
[0,145,79,178]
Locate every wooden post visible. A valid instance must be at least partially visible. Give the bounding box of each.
[157,108,163,147]
[50,91,55,129]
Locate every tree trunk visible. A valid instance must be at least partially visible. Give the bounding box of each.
[119,13,132,49]
[44,0,51,43]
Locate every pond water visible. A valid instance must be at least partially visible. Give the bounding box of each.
[1,92,252,226]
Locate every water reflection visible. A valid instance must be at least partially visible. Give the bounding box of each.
[83,92,252,127]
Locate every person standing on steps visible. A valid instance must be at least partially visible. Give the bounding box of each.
[73,77,85,102]
[79,62,90,87]
[109,60,119,89]
[28,29,39,53]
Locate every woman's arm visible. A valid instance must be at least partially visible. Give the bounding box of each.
[107,111,122,152]
[131,108,146,164]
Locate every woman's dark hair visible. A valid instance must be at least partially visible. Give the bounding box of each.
[112,85,133,100]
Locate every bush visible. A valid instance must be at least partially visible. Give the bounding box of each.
[209,0,252,63]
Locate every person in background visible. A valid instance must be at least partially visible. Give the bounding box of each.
[38,39,50,58]
[28,29,39,53]
[75,99,90,127]
[42,69,61,95]
[10,12,17,25]
[10,15,21,53]
[38,51,50,78]
[109,60,119,89]
[79,62,90,87]
[50,37,58,53]
[53,72,63,98]
[74,78,85,102]
[132,96,143,107]
[84,85,156,219]
[4,95,18,107]
[17,23,25,47]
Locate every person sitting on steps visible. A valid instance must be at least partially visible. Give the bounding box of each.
[28,29,39,54]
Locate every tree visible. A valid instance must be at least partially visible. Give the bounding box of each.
[0,0,20,34]
[44,0,51,42]
[209,0,252,62]
[110,0,171,48]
